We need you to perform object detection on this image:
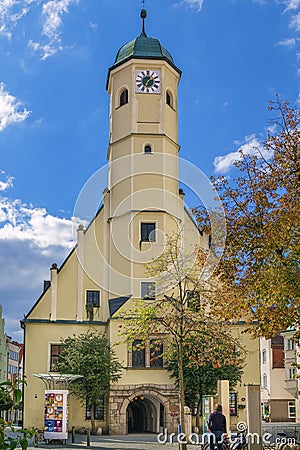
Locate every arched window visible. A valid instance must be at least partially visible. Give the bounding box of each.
[166,90,173,108]
[119,89,128,107]
[144,145,152,154]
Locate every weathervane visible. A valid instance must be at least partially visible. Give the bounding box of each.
[140,0,147,36]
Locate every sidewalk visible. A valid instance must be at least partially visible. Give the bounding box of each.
[29,433,199,450]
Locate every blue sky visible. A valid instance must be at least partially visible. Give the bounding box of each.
[0,0,299,340]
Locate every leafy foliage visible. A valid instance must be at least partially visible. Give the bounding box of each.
[120,233,245,448]
[0,380,35,450]
[0,385,13,412]
[194,97,300,338]
[57,330,122,432]
[167,334,244,415]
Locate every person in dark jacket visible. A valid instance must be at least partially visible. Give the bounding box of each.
[208,404,227,450]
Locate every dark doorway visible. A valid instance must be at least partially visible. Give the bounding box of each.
[127,396,162,433]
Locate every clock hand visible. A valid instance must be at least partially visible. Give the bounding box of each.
[145,77,153,86]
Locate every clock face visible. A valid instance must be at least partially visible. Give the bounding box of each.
[135,70,161,94]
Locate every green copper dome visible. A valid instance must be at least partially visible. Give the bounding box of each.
[114,33,174,67]
[106,9,181,88]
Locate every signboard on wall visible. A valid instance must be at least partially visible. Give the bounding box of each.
[44,390,68,441]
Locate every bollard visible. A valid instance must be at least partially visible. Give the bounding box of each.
[87,428,90,446]
[72,426,75,443]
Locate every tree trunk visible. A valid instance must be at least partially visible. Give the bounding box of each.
[90,401,96,434]
[178,339,187,450]
[196,397,201,430]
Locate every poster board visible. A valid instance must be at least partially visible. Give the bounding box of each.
[44,390,68,441]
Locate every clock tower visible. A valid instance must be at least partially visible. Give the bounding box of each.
[104,9,186,300]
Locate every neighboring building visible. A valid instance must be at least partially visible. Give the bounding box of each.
[260,335,296,422]
[7,337,21,384]
[281,330,300,423]
[22,9,260,434]
[6,337,22,424]
[0,306,7,383]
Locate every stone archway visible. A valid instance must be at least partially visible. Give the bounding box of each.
[126,394,164,433]
[109,384,179,435]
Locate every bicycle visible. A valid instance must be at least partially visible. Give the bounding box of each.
[202,433,231,450]
[230,431,248,450]
[34,428,45,444]
[263,432,298,450]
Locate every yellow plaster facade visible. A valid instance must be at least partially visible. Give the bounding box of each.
[22,15,260,435]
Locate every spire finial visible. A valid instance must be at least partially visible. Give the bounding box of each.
[140,1,147,37]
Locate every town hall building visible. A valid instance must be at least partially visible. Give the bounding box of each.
[22,9,260,434]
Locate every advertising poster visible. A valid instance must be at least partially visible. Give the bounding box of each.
[44,390,68,441]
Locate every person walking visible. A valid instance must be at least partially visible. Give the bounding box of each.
[208,404,227,450]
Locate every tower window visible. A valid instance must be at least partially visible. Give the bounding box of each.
[141,222,155,242]
[141,282,155,299]
[86,290,100,307]
[119,89,128,107]
[144,145,152,154]
[166,90,173,108]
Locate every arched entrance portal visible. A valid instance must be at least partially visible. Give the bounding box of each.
[126,395,165,433]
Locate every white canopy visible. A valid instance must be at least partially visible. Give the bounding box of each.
[32,373,83,389]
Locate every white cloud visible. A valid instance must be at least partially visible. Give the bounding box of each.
[0,0,33,39]
[179,0,204,11]
[290,12,300,31]
[277,37,297,47]
[0,82,30,131]
[0,175,13,191]
[29,0,79,60]
[0,185,75,340]
[0,0,79,60]
[0,195,74,250]
[282,0,300,11]
[214,134,273,174]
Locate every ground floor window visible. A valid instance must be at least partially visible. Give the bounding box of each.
[86,396,105,421]
[50,344,64,372]
[229,393,237,416]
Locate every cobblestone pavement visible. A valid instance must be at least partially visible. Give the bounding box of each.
[29,433,199,450]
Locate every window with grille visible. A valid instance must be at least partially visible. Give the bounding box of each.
[86,290,100,307]
[50,344,64,372]
[150,340,163,367]
[86,396,105,421]
[132,340,145,367]
[141,223,155,242]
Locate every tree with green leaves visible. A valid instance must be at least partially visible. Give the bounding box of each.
[0,379,35,450]
[0,385,14,412]
[167,333,245,429]
[120,233,244,449]
[194,97,300,339]
[57,330,122,433]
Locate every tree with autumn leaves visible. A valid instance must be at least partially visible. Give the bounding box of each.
[121,233,246,449]
[166,334,244,429]
[194,97,300,338]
